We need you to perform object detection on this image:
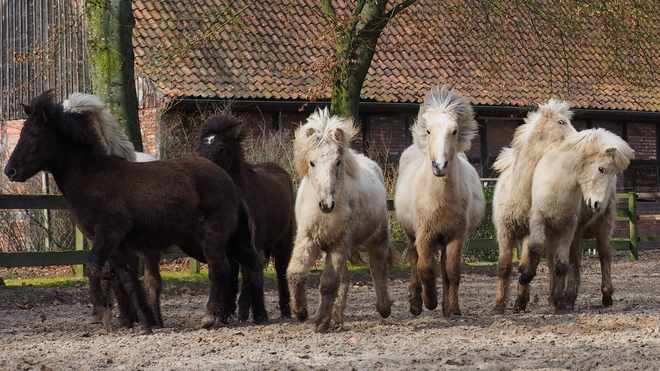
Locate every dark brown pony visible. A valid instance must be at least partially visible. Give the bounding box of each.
[199,115,294,319]
[4,90,267,333]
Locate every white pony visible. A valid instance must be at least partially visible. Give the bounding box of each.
[526,128,634,311]
[491,99,576,313]
[394,85,485,317]
[286,108,394,333]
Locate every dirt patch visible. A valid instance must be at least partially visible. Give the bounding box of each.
[1,250,660,370]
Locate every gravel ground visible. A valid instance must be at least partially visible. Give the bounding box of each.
[1,249,660,370]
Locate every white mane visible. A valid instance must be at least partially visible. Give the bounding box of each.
[293,108,359,178]
[411,85,478,153]
[63,93,137,162]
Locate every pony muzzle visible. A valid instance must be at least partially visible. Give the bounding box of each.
[319,200,335,213]
[431,160,449,177]
[586,197,601,212]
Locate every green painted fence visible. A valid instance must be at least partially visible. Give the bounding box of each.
[0,192,643,276]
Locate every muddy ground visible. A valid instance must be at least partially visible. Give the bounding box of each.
[1,249,659,370]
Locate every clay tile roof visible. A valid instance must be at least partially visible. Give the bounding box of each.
[133,0,660,111]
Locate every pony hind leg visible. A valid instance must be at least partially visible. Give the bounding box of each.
[551,227,578,312]
[273,234,293,318]
[87,239,119,328]
[516,217,544,313]
[142,250,163,328]
[366,233,393,318]
[287,236,319,322]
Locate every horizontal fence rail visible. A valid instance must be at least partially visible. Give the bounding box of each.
[0,192,644,275]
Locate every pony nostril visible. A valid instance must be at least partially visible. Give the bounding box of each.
[5,167,16,178]
[431,161,438,169]
[593,201,600,210]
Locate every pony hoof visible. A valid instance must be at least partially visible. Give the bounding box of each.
[201,315,216,329]
[378,307,392,319]
[602,295,613,307]
[253,312,268,324]
[410,305,423,316]
[280,308,292,319]
[492,303,506,315]
[424,300,438,311]
[294,309,308,322]
[238,310,250,322]
[513,300,526,313]
[139,327,153,335]
[314,319,333,333]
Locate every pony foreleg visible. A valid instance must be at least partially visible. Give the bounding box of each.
[442,238,464,317]
[110,255,158,335]
[316,250,347,333]
[87,243,115,327]
[287,237,318,322]
[494,233,516,314]
[405,238,423,316]
[593,222,614,307]
[416,232,438,312]
[367,236,393,318]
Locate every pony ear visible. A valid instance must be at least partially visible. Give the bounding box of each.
[332,128,345,143]
[306,127,315,137]
[605,147,617,155]
[22,103,30,115]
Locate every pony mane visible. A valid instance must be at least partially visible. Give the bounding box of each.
[200,115,247,143]
[294,108,359,178]
[563,128,635,172]
[511,98,573,150]
[411,85,477,152]
[63,93,136,161]
[492,147,515,174]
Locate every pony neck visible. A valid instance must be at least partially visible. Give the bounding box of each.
[227,152,250,191]
[48,137,107,196]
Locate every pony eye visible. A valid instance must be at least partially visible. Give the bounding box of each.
[598,166,605,174]
[426,130,430,135]
[452,129,458,136]
[310,161,315,167]
[558,120,566,125]
[336,160,341,167]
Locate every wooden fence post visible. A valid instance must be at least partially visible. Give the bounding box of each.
[189,258,201,275]
[628,192,638,261]
[74,228,88,278]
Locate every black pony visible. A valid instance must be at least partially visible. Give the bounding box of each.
[4,90,267,333]
[199,115,294,319]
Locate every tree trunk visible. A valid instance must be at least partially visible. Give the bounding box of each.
[85,0,143,151]
[323,0,416,120]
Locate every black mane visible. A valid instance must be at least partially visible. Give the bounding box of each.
[200,115,247,143]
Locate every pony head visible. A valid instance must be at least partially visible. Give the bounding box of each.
[198,114,246,172]
[411,85,477,177]
[63,93,136,161]
[5,90,106,181]
[294,108,359,213]
[511,98,576,153]
[567,128,635,212]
